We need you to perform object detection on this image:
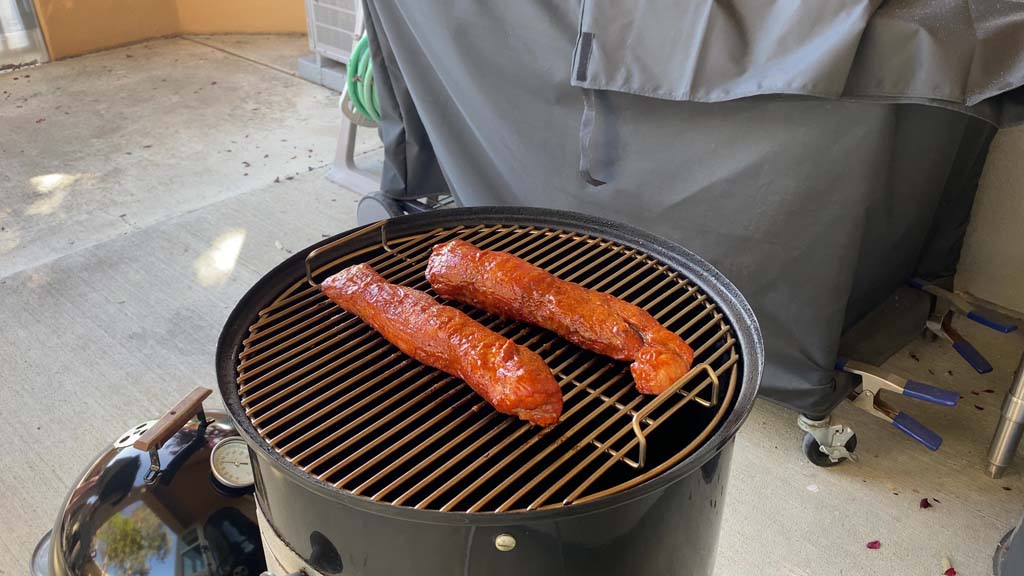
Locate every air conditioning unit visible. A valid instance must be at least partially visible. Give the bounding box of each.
[298,0,362,91]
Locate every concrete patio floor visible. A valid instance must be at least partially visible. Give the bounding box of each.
[1,35,1021,576]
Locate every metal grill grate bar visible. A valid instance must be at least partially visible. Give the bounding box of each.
[255,229,659,432]
[234,223,741,512]
[431,260,709,510]
[250,225,581,363]
[478,296,731,512]
[562,347,738,505]
[435,363,625,512]
[303,236,673,489]
[384,352,587,506]
[335,332,572,489]
[315,326,544,481]
[240,226,555,403]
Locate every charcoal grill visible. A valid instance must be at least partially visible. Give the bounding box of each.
[217,207,762,575]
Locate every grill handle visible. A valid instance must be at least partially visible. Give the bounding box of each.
[631,363,719,469]
[305,220,388,288]
[134,386,212,482]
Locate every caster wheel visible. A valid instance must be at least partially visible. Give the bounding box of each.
[357,193,403,225]
[803,432,857,467]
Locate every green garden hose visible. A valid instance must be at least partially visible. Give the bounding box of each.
[346,34,380,123]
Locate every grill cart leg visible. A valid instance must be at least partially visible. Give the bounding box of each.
[797,414,858,467]
[987,352,1024,478]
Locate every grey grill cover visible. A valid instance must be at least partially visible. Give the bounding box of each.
[362,0,1024,416]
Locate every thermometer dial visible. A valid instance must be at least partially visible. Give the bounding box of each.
[210,437,254,489]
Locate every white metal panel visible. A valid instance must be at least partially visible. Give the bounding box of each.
[307,0,359,64]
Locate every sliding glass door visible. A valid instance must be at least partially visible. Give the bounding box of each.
[1,0,48,70]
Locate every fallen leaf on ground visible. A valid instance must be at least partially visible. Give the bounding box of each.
[975,405,984,411]
[944,568,956,576]
[866,540,881,550]
[919,498,932,509]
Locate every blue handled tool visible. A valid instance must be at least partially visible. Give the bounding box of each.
[909,278,1015,374]
[891,412,944,452]
[902,380,960,406]
[952,339,993,374]
[837,358,959,451]
[966,311,1018,334]
[930,309,994,374]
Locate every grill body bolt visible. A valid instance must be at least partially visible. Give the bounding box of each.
[494,534,516,552]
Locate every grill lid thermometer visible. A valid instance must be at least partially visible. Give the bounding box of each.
[211,437,255,489]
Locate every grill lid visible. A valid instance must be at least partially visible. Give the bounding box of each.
[42,409,264,576]
[219,208,762,514]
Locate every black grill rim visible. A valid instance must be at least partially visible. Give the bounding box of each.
[216,206,763,525]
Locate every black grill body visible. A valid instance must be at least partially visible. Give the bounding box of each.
[217,207,762,576]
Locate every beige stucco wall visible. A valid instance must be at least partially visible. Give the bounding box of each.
[33,0,181,60]
[32,0,305,60]
[957,126,1024,313]
[176,0,306,34]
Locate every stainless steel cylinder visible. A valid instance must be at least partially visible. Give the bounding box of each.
[988,352,1024,478]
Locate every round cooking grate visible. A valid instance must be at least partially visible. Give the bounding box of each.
[233,222,740,512]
